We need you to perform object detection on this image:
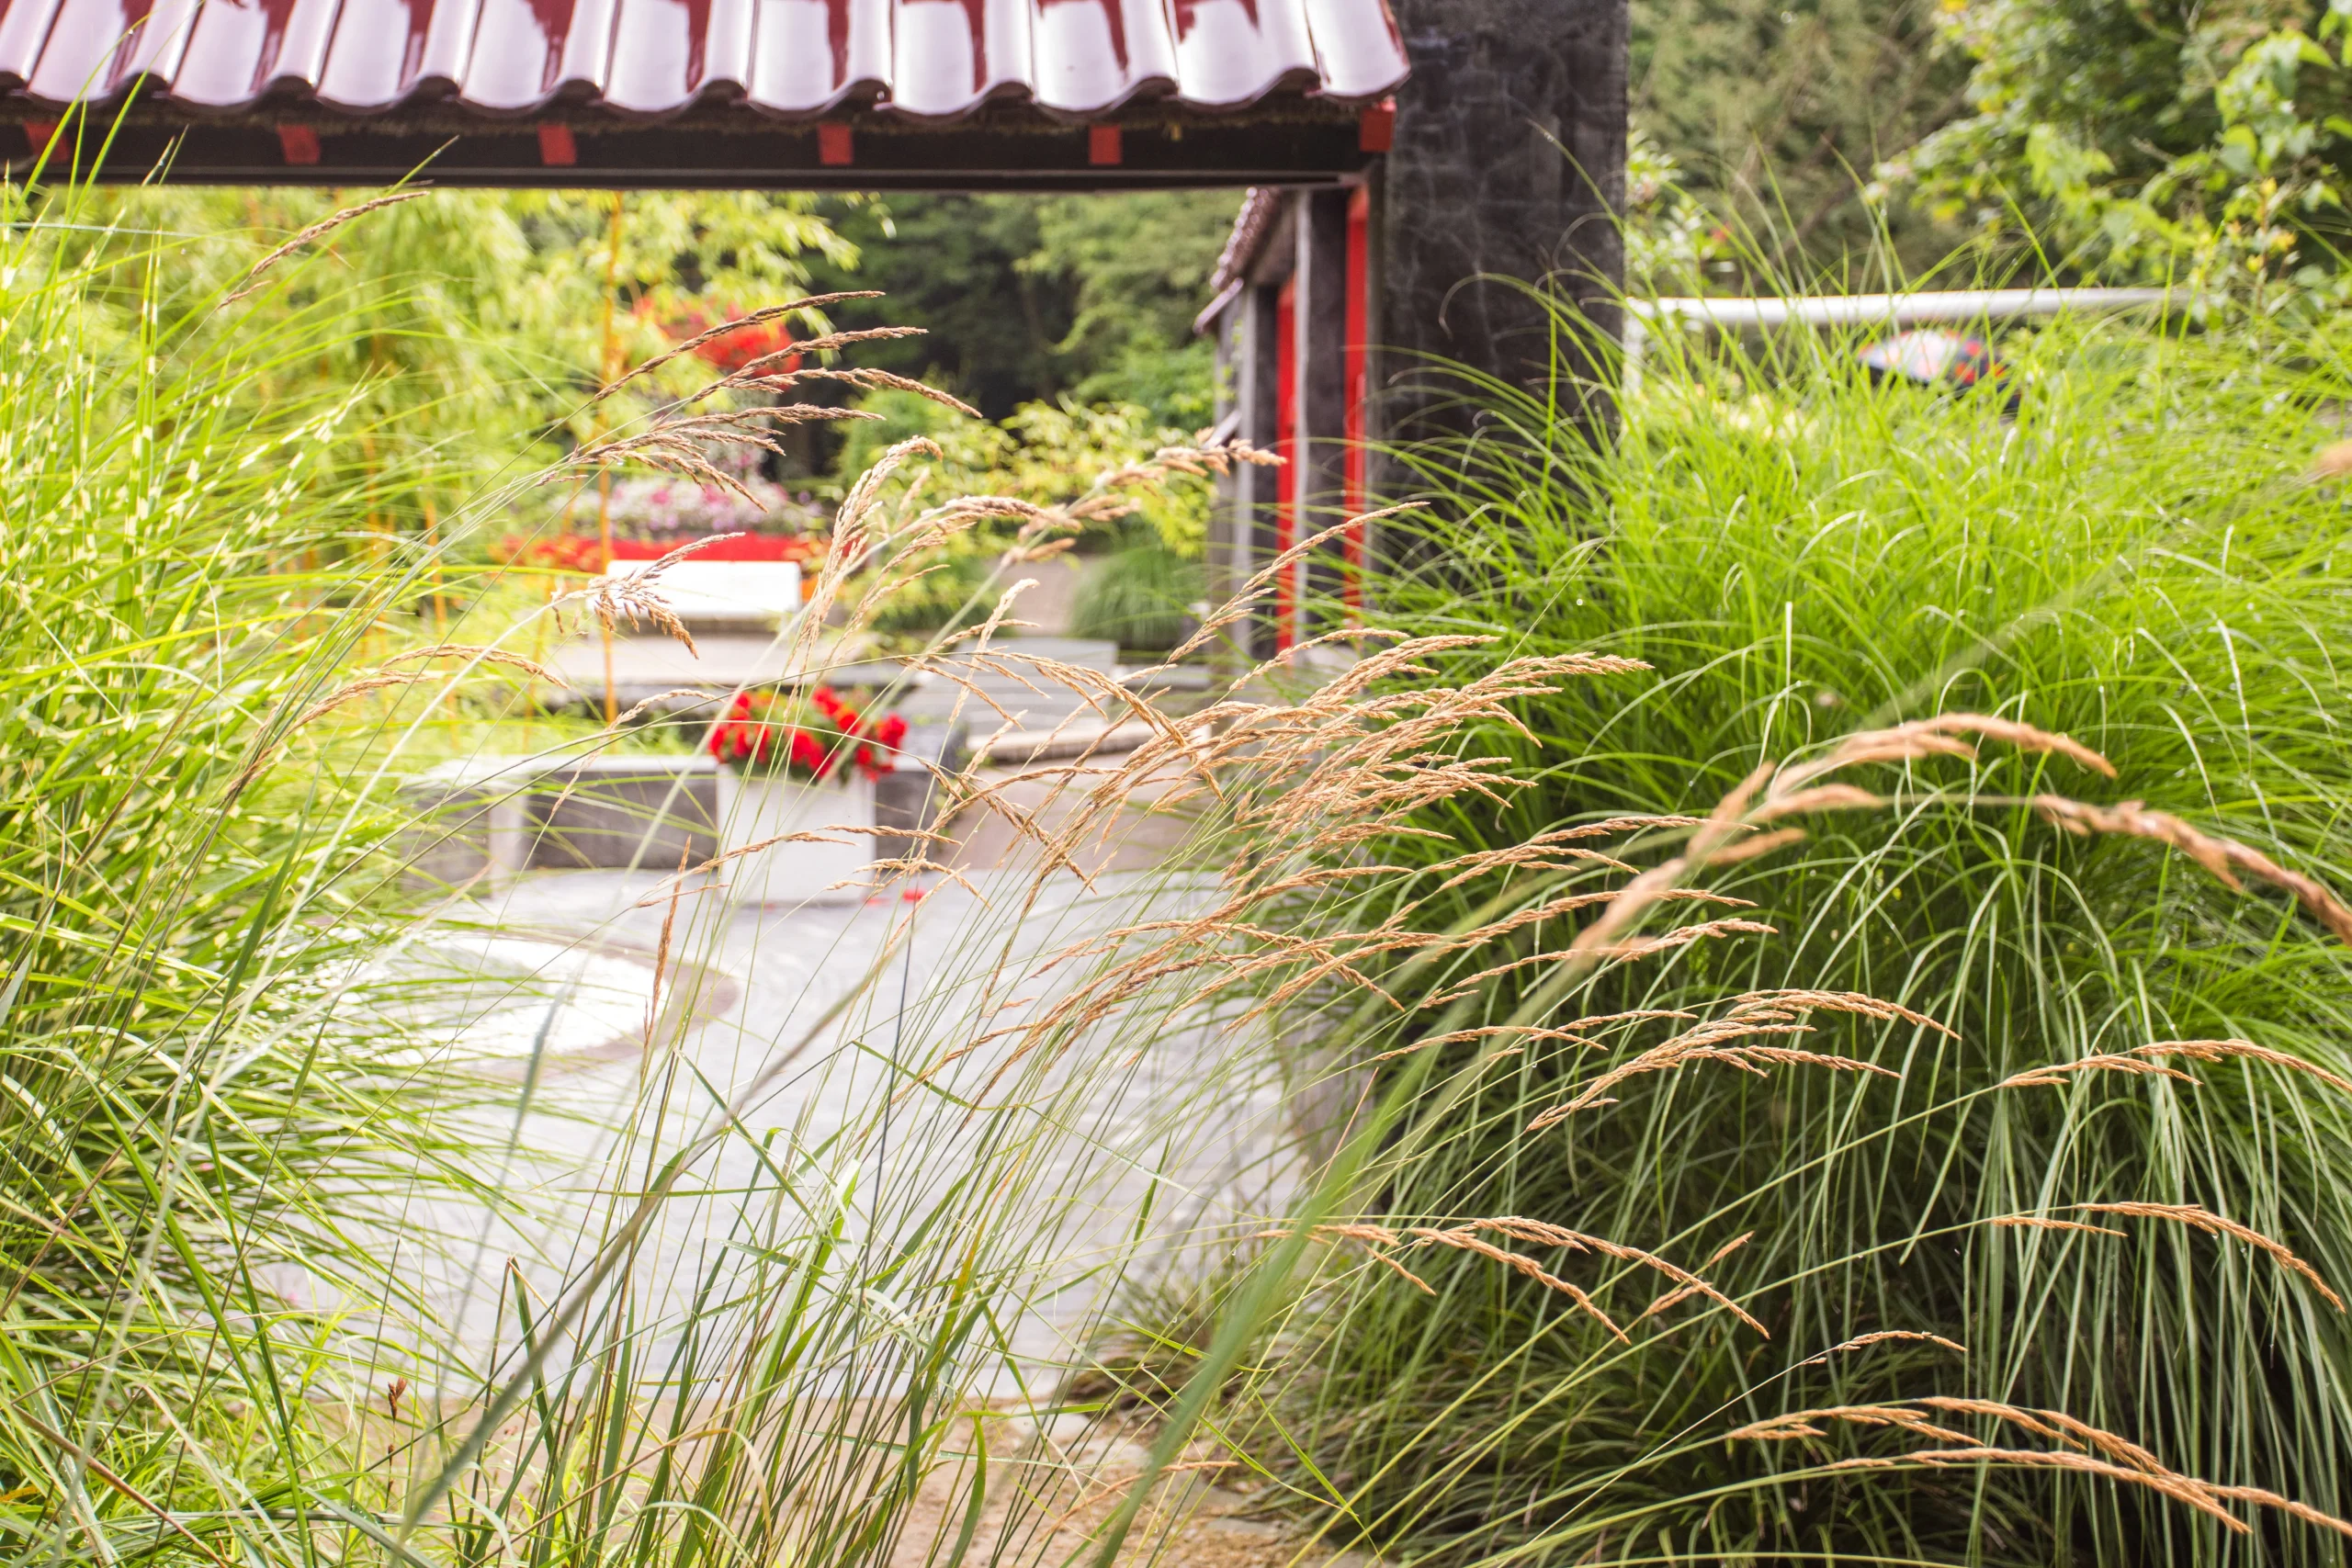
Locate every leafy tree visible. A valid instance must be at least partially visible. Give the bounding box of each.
[799,191,1238,424]
[63,186,855,532]
[796,195,1072,422]
[1632,0,1971,276]
[1883,0,2352,300]
[1020,190,1234,423]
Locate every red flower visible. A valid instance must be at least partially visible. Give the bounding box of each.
[496,534,612,573]
[662,302,802,378]
[707,685,903,782]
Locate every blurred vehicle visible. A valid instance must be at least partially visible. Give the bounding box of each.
[1858,328,2017,412]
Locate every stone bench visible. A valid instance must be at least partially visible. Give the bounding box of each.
[400,733,967,894]
[401,754,722,891]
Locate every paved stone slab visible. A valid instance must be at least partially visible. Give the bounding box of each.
[374,867,1295,1402]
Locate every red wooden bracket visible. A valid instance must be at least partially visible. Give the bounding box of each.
[1358,98,1395,153]
[818,121,853,166]
[1089,124,1122,165]
[277,125,321,164]
[537,124,578,165]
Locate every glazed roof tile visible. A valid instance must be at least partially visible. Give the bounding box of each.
[0,0,1408,121]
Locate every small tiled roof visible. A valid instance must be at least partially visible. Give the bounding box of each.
[1192,182,1276,331]
[0,0,1408,122]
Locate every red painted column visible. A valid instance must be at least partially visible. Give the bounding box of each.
[1274,277,1298,653]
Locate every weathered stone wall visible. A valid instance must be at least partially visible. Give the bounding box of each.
[1377,0,1629,451]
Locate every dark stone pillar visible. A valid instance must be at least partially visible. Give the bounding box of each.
[1375,0,1628,468]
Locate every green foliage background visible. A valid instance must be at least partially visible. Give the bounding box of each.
[1635,0,2352,300]
[1634,0,1970,275]
[797,191,1237,425]
[1891,0,2352,299]
[49,184,855,535]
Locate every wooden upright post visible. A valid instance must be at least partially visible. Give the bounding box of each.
[1210,277,1284,666]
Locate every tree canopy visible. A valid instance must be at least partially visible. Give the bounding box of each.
[795,191,1238,425]
[1888,0,2352,301]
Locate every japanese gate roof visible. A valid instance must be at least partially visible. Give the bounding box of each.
[0,0,1408,123]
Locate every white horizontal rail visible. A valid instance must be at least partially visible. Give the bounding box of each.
[1631,288,2177,330]
[1623,288,2182,393]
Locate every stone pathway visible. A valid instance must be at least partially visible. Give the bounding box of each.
[368,867,1299,1402]
[327,820,1377,1564]
[888,1413,1376,1567]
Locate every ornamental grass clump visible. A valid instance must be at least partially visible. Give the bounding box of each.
[1091,307,2352,1565]
[443,306,2352,1564]
[0,176,497,1559]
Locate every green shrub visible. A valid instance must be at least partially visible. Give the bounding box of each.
[833,392,1213,555]
[1072,542,1204,653]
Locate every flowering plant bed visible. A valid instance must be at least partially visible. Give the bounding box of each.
[707,689,907,906]
[706,688,904,782]
[609,536,822,563]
